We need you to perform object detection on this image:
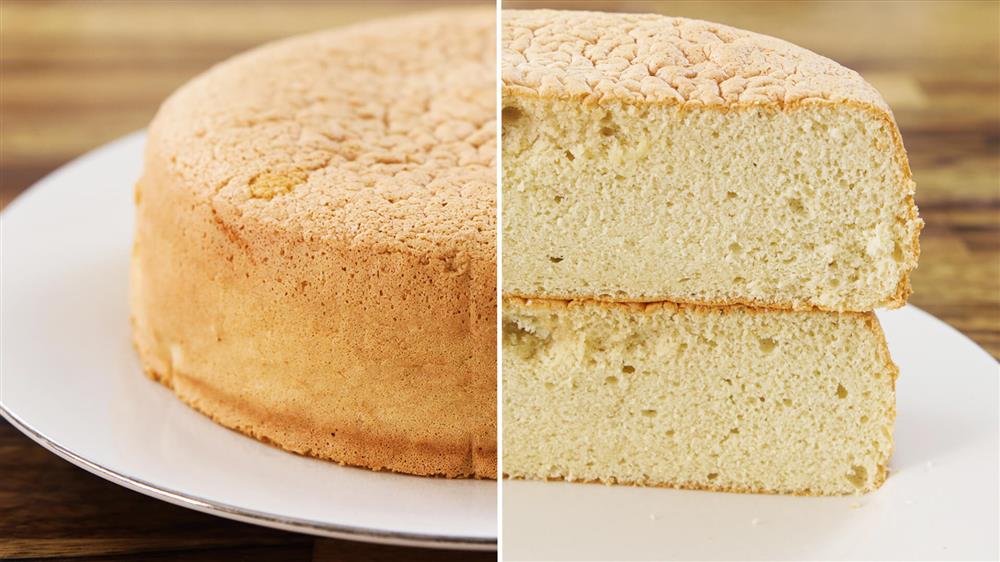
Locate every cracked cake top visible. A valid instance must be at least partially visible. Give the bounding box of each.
[502,9,889,112]
[150,9,496,259]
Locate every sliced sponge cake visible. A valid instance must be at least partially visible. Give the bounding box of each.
[502,297,897,495]
[501,9,922,312]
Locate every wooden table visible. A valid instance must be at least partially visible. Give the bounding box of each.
[2,1,998,560]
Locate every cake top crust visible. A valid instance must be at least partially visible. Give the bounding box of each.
[151,9,496,259]
[502,9,889,112]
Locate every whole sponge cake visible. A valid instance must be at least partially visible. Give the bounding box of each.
[130,10,497,478]
[502,9,922,312]
[503,298,897,495]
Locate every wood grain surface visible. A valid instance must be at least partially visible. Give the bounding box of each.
[1,0,998,560]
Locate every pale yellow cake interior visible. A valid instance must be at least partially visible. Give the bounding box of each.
[502,298,897,495]
[502,97,921,311]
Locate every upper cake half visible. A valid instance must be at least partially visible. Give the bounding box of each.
[501,9,922,312]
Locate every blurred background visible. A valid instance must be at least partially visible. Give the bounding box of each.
[504,0,1000,360]
[1,2,493,561]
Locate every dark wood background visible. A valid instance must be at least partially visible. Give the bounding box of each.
[2,1,998,560]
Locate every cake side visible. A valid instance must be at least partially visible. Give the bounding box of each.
[132,138,497,478]
[130,9,497,478]
[502,297,897,495]
[501,10,922,311]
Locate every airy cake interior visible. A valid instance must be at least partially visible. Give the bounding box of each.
[502,298,897,495]
[502,96,921,311]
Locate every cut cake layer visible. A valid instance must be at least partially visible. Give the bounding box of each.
[502,297,897,495]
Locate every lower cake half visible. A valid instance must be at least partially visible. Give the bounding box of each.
[502,297,897,494]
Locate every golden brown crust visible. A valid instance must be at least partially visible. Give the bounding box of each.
[502,289,868,313]
[142,363,496,478]
[503,9,889,110]
[160,9,496,260]
[131,10,498,479]
[502,294,874,320]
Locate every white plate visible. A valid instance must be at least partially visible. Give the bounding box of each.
[0,132,497,551]
[503,306,999,560]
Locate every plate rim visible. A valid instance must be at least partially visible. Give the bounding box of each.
[0,405,497,551]
[0,130,496,551]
